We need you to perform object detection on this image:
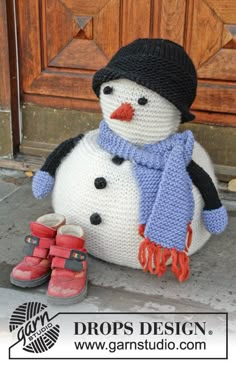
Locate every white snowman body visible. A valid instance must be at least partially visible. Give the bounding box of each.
[52,79,217,269]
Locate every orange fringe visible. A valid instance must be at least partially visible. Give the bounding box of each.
[138,223,192,282]
[138,224,145,238]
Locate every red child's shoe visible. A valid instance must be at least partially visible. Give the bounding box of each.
[10,213,65,288]
[47,225,87,305]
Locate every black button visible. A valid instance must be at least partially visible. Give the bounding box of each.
[112,155,124,165]
[94,177,107,189]
[90,213,102,225]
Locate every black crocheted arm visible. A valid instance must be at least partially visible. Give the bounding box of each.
[187,160,222,210]
[41,134,84,177]
[32,134,84,199]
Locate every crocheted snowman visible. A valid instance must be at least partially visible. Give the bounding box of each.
[32,39,228,282]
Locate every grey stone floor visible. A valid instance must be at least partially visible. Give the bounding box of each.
[0,168,236,363]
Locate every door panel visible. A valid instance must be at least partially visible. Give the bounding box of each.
[46,0,120,68]
[206,0,236,23]
[49,39,108,70]
[197,50,236,81]
[185,0,236,115]
[152,0,186,45]
[16,0,236,125]
[122,0,152,44]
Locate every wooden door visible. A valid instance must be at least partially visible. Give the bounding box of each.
[16,0,236,144]
[186,0,236,126]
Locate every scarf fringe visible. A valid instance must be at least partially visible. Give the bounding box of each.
[138,224,192,282]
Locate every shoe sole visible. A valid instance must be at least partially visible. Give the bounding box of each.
[10,272,51,288]
[46,280,88,305]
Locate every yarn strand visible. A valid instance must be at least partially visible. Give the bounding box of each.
[138,224,192,282]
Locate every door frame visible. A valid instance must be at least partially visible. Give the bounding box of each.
[0,0,21,157]
[6,0,21,155]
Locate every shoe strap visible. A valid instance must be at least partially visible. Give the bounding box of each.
[49,245,86,259]
[23,245,49,259]
[25,235,55,249]
[23,234,55,259]
[50,246,87,272]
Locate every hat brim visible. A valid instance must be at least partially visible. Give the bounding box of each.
[181,108,195,123]
[93,67,195,123]
[93,67,129,97]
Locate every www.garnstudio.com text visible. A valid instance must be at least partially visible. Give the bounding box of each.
[73,320,208,353]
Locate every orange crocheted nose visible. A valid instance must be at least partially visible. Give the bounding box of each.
[110,102,135,122]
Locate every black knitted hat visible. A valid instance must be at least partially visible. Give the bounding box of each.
[93,39,197,123]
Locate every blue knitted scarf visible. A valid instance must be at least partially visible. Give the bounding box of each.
[98,121,195,253]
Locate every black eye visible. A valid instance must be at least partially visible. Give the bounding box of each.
[103,86,113,95]
[138,97,148,105]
